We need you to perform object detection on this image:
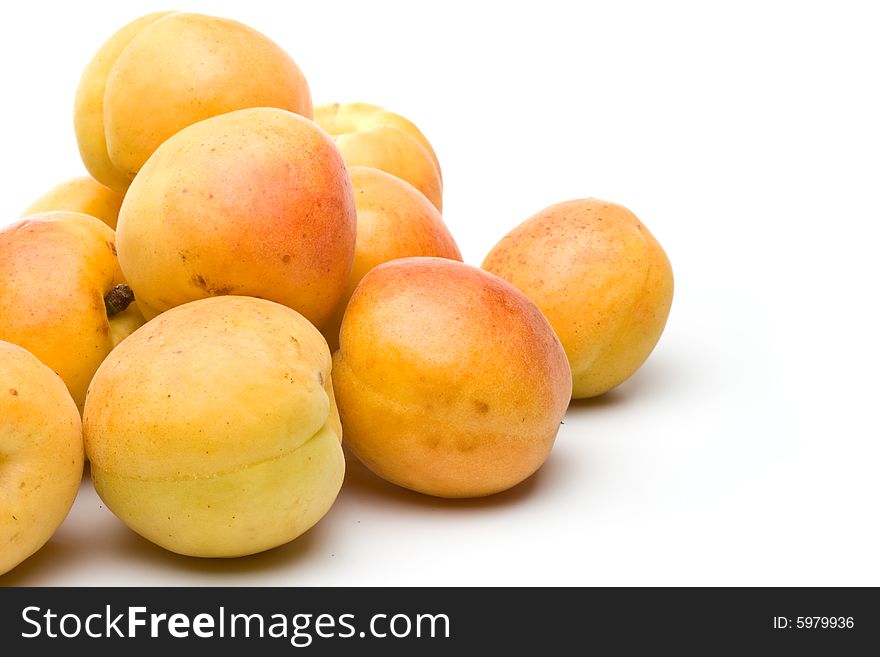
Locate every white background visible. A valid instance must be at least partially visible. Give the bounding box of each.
[1,0,878,586]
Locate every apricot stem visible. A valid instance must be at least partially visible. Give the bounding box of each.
[104,284,135,317]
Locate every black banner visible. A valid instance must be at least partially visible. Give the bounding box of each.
[0,587,876,653]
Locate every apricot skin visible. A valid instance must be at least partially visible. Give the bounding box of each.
[116,107,356,327]
[322,167,461,350]
[83,296,344,558]
[75,12,312,192]
[0,341,83,576]
[23,176,124,229]
[0,212,131,410]
[315,103,443,211]
[332,258,571,498]
[482,199,674,398]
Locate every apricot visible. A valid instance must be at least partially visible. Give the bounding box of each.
[0,212,140,410]
[483,199,674,398]
[332,258,571,498]
[23,175,124,229]
[75,11,312,192]
[0,341,83,576]
[83,296,344,558]
[322,167,461,350]
[116,107,356,326]
[315,103,443,210]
